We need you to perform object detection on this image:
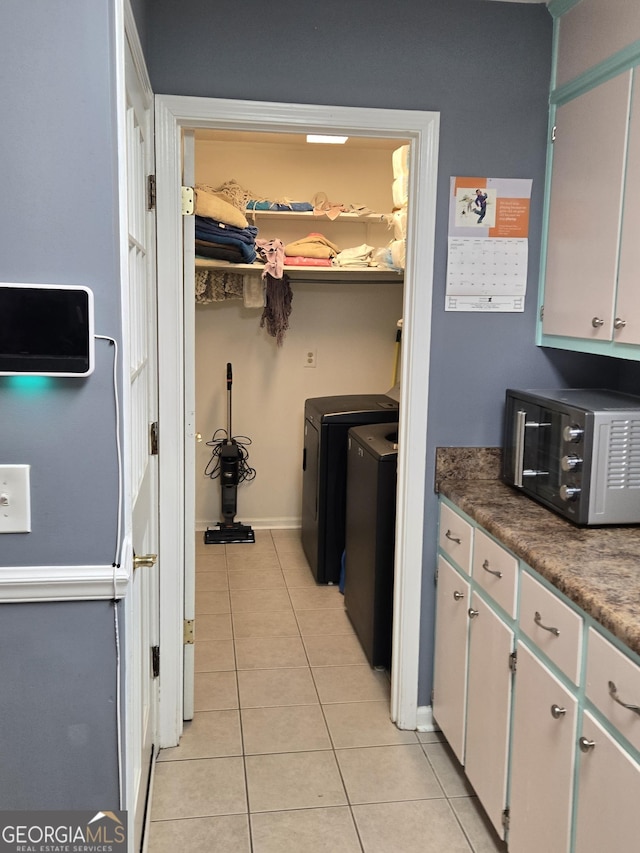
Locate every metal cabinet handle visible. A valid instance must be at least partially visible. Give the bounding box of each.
[613,317,626,330]
[591,317,604,328]
[608,681,640,717]
[468,608,480,619]
[482,559,503,579]
[453,591,465,601]
[551,704,567,719]
[534,611,560,637]
[579,737,596,753]
[445,530,462,545]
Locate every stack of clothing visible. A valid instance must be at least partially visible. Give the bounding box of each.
[283,232,339,267]
[388,145,409,270]
[194,185,258,263]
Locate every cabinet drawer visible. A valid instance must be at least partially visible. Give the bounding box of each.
[586,628,640,753]
[519,571,583,684]
[472,528,518,618]
[439,503,473,575]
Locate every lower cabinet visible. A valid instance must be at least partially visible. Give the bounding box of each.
[574,712,640,852]
[432,554,470,764]
[465,592,513,839]
[434,498,640,853]
[508,642,577,853]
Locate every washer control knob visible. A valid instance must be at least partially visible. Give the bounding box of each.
[560,484,581,502]
[563,425,584,443]
[561,454,583,472]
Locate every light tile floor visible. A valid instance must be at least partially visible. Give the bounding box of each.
[147,529,507,853]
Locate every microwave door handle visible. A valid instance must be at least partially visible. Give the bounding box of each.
[513,409,527,488]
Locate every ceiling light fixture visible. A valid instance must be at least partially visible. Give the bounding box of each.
[306,134,349,144]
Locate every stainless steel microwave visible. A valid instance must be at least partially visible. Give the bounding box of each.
[503,388,640,525]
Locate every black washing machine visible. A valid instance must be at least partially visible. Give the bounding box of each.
[344,422,398,669]
[301,394,399,584]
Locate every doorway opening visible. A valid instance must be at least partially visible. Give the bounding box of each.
[154,96,440,748]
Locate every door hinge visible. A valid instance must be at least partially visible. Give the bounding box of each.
[147,174,156,211]
[434,566,438,584]
[502,807,510,831]
[150,421,159,456]
[152,645,160,678]
[551,125,556,143]
[540,305,544,322]
[181,186,195,216]
[509,650,518,673]
[183,619,195,645]
[431,687,435,705]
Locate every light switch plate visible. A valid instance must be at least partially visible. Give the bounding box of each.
[0,465,31,533]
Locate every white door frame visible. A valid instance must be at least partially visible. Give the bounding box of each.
[154,95,439,745]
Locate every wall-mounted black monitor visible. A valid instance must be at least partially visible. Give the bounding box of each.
[0,284,94,376]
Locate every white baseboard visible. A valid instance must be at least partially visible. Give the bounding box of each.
[416,705,439,732]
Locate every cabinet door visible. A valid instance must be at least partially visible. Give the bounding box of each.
[612,69,640,345]
[432,555,470,764]
[508,642,577,853]
[574,712,640,853]
[542,72,631,341]
[464,592,514,839]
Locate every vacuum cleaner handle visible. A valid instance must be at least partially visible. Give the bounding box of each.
[227,362,233,390]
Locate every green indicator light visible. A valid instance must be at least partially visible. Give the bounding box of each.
[4,375,54,392]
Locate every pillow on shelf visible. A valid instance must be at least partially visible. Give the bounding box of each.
[194,187,249,229]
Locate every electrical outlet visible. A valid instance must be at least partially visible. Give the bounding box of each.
[304,349,317,368]
[0,464,31,533]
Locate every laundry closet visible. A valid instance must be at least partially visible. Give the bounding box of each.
[193,130,409,532]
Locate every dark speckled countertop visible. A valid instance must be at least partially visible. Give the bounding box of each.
[438,478,640,657]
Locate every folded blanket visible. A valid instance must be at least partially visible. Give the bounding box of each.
[247,200,313,212]
[195,218,258,263]
[195,187,249,228]
[195,240,245,264]
[283,256,333,267]
[334,244,374,267]
[195,216,258,246]
[284,232,339,259]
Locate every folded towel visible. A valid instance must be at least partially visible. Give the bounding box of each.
[392,144,410,179]
[284,232,340,259]
[283,256,333,267]
[247,200,313,212]
[334,244,374,267]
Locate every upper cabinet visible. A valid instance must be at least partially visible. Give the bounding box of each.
[538,0,640,359]
[555,0,640,88]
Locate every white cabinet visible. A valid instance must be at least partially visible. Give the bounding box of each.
[574,712,640,853]
[434,502,516,840]
[541,70,632,342]
[508,642,578,853]
[435,497,640,853]
[432,554,470,763]
[465,591,514,838]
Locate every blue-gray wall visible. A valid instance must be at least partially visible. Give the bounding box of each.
[0,2,632,813]
[141,0,628,704]
[0,1,122,808]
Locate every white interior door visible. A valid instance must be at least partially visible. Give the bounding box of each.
[182,130,196,720]
[123,19,159,850]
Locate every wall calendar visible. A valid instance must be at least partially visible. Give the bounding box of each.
[446,176,532,312]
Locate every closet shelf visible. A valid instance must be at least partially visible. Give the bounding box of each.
[244,209,392,224]
[195,257,403,284]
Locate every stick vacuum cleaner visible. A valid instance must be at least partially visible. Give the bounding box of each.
[204,363,255,545]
